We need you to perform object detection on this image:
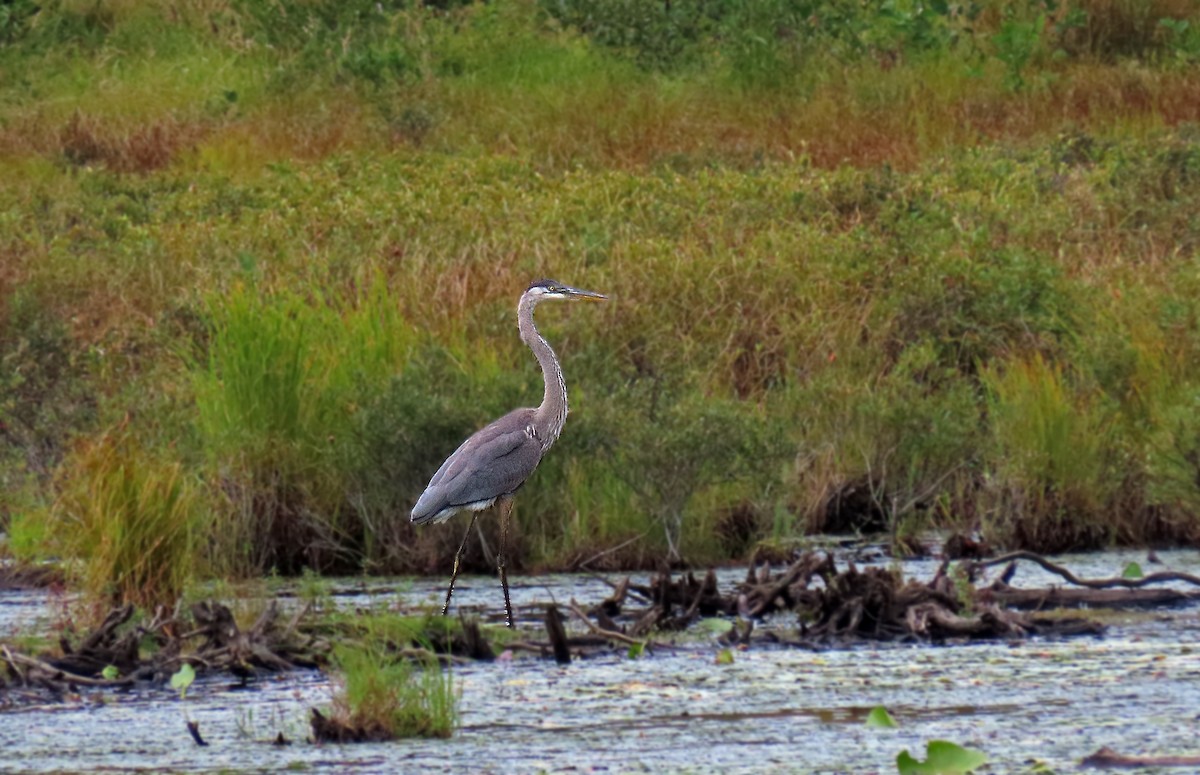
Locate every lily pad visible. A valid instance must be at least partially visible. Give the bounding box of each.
[866,705,898,728]
[896,740,988,774]
[1121,562,1143,579]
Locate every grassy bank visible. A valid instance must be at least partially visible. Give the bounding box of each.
[2,0,1200,605]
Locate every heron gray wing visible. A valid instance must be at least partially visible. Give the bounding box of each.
[411,409,543,524]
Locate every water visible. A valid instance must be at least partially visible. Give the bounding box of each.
[2,549,1199,773]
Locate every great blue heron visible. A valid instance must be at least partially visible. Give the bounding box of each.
[411,279,607,628]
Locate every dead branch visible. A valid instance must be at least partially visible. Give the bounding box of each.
[567,599,647,648]
[5,652,135,688]
[1082,746,1200,768]
[967,551,1200,589]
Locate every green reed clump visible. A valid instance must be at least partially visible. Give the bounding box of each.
[41,429,199,613]
[982,354,1116,550]
[1081,303,1200,545]
[325,613,457,740]
[787,340,983,538]
[329,647,456,740]
[193,279,416,575]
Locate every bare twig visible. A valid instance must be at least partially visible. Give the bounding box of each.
[186,721,209,747]
[574,534,645,571]
[967,551,1200,589]
[6,652,135,688]
[2,645,26,683]
[567,599,648,648]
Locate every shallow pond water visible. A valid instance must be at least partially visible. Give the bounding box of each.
[2,548,1199,774]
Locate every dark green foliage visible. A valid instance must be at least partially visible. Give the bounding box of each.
[542,0,964,82]
[596,376,786,559]
[233,0,423,89]
[541,0,724,72]
[0,292,96,482]
[0,0,39,45]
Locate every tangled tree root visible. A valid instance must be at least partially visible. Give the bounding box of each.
[0,601,326,698]
[503,550,1200,657]
[5,550,1199,708]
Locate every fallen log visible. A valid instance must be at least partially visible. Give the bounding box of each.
[967,551,1200,590]
[984,586,1200,610]
[1081,746,1200,768]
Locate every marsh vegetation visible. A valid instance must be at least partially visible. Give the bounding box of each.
[3,2,1200,603]
[3,15,1200,761]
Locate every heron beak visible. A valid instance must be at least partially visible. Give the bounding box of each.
[565,286,607,302]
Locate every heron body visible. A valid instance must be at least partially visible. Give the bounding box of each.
[411,279,606,626]
[410,407,541,525]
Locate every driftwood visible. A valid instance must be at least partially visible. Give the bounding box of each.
[964,552,1200,610]
[968,551,1200,590]
[1,600,325,697]
[985,586,1200,610]
[3,549,1194,694]
[562,548,1200,650]
[1082,746,1200,768]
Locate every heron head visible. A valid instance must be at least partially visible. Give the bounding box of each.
[526,278,607,303]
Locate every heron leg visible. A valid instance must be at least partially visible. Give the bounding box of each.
[442,511,480,617]
[496,494,515,629]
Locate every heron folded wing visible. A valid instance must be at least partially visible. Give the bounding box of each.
[412,411,542,524]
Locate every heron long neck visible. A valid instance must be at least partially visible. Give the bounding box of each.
[518,293,568,449]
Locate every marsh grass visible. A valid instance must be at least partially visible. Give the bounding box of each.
[324,613,457,740]
[982,355,1116,550]
[194,278,422,574]
[41,429,199,614]
[4,1,1200,580]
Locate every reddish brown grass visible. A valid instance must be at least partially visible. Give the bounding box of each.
[58,112,211,174]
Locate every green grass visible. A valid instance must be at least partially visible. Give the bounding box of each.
[327,642,457,740]
[320,611,458,739]
[982,354,1116,550]
[32,430,200,614]
[3,0,1200,595]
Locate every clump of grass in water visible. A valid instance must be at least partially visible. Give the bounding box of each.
[40,429,199,614]
[321,638,457,741]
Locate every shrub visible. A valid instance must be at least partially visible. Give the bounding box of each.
[598,378,785,561]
